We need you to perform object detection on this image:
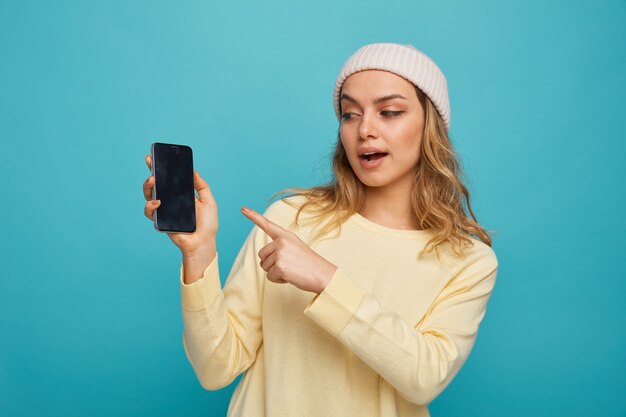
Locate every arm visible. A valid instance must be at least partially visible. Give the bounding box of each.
[179,222,269,390]
[303,255,499,405]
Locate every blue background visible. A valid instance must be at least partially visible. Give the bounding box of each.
[1,1,624,416]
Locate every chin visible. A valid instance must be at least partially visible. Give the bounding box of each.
[354,173,389,188]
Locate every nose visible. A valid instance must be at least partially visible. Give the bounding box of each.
[358,112,378,140]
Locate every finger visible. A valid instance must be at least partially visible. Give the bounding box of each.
[241,207,286,240]
[258,241,276,260]
[266,266,285,283]
[260,250,277,272]
[145,154,152,171]
[144,199,161,220]
[267,267,288,284]
[143,175,155,201]
[194,171,216,205]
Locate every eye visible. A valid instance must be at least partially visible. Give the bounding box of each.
[341,112,358,121]
[381,110,404,117]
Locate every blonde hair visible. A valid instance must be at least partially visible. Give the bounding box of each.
[268,86,495,259]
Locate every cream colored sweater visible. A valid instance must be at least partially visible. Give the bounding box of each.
[179,195,498,417]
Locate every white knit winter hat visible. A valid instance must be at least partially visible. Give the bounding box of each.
[333,43,450,133]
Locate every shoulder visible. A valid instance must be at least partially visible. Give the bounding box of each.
[261,194,310,229]
[453,235,499,281]
[467,236,498,269]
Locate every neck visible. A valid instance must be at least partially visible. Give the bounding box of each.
[359,185,423,231]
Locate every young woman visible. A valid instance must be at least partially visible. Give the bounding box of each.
[142,42,498,417]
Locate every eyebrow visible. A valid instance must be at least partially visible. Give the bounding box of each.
[340,93,408,105]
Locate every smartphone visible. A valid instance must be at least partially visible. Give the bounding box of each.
[150,142,196,233]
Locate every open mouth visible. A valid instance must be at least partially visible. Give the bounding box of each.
[361,152,388,161]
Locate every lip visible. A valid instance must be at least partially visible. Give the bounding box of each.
[359,153,387,169]
[358,147,388,156]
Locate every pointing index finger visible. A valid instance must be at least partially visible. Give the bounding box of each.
[241,206,284,240]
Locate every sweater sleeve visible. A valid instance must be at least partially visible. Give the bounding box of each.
[179,222,269,390]
[303,253,498,406]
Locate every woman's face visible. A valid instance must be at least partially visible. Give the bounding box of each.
[339,70,425,194]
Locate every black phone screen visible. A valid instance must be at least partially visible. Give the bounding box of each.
[151,142,196,233]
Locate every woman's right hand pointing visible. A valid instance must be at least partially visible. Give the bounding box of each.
[143,154,219,256]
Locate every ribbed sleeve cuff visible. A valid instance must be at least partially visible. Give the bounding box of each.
[303,268,367,338]
[180,253,221,312]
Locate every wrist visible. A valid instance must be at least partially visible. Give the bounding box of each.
[315,264,337,294]
[181,242,217,285]
[183,241,216,259]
